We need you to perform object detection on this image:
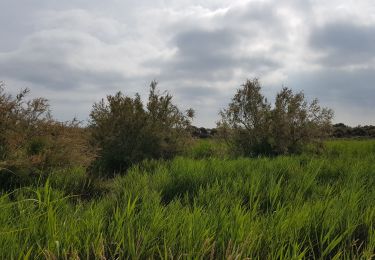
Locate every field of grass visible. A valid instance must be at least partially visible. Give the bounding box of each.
[0,140,375,259]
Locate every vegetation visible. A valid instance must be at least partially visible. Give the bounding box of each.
[333,123,375,139]
[186,123,375,140]
[218,79,334,156]
[0,82,92,190]
[0,140,374,259]
[89,81,194,175]
[0,80,374,259]
[0,82,50,164]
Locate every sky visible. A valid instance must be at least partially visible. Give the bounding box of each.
[0,0,374,127]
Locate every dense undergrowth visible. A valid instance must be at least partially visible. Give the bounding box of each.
[0,140,375,259]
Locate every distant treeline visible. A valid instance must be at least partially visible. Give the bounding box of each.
[332,123,375,138]
[191,123,375,139]
[190,126,217,138]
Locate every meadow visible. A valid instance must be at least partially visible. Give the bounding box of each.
[0,139,375,259]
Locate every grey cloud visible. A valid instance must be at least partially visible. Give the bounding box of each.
[0,0,138,52]
[1,0,375,127]
[156,26,281,83]
[174,29,236,58]
[221,1,279,27]
[0,31,127,91]
[289,68,375,125]
[169,28,239,78]
[38,10,127,43]
[173,84,230,127]
[154,0,289,85]
[310,21,375,66]
[298,68,375,107]
[177,85,222,100]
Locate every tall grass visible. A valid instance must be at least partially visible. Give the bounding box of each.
[184,138,230,159]
[0,140,374,259]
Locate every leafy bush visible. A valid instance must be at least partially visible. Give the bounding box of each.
[89,81,194,175]
[218,78,334,156]
[0,82,93,189]
[0,82,50,163]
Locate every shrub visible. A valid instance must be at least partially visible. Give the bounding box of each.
[0,82,50,162]
[218,78,334,156]
[89,81,194,175]
[271,87,333,154]
[0,82,93,189]
[0,82,52,179]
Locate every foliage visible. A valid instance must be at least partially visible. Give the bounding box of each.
[0,140,374,259]
[89,81,194,175]
[218,78,334,156]
[333,123,375,138]
[0,82,51,162]
[0,82,93,189]
[271,87,333,154]
[218,78,272,156]
[1,79,373,258]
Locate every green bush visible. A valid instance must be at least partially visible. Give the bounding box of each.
[0,83,94,190]
[89,81,194,176]
[218,78,334,156]
[0,83,50,162]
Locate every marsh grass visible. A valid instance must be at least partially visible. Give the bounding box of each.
[0,140,375,259]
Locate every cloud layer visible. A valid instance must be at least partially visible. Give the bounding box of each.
[1,0,374,126]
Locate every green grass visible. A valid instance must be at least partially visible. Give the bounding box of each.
[184,138,230,159]
[0,140,375,259]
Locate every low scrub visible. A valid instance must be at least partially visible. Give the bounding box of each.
[0,83,93,189]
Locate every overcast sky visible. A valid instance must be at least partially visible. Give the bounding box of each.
[1,0,374,127]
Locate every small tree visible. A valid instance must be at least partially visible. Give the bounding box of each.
[218,79,272,156]
[218,78,334,156]
[89,81,194,175]
[271,88,333,154]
